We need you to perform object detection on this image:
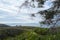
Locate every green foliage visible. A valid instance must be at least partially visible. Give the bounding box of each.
[0,28,24,40]
[5,31,40,40]
[0,26,60,40]
[33,28,48,35]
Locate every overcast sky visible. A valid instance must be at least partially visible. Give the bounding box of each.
[0,0,54,26]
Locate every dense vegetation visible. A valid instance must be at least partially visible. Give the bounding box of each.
[0,25,60,40]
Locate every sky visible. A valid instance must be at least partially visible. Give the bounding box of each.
[0,0,54,26]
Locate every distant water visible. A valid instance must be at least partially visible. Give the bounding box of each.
[6,23,40,27]
[6,23,49,28]
[3,21,60,28]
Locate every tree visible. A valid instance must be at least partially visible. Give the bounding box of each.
[18,0,60,27]
[31,0,60,27]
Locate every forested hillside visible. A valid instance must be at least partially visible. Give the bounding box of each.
[0,26,60,40]
[0,24,10,27]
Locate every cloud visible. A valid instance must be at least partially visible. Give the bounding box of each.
[0,16,6,18]
[18,0,53,14]
[0,0,18,16]
[0,0,54,25]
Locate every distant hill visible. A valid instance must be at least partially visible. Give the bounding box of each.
[0,24,10,27]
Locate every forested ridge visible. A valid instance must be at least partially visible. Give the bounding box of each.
[0,25,60,40]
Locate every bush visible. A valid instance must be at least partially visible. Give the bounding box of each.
[0,28,24,40]
[34,28,48,35]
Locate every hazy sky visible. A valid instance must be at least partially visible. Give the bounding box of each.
[0,0,54,25]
